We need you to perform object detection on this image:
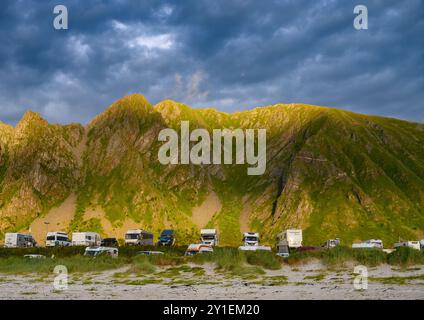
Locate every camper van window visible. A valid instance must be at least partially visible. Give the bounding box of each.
[46,236,55,241]
[202,235,215,240]
[125,234,139,240]
[245,236,257,241]
[86,236,92,240]
[57,236,68,241]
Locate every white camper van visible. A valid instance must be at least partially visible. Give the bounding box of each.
[394,241,421,251]
[242,232,260,246]
[4,233,37,248]
[200,229,219,246]
[352,239,383,249]
[72,232,102,246]
[239,232,272,251]
[45,232,71,247]
[124,229,154,246]
[278,229,303,249]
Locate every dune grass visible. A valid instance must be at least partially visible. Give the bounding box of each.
[286,246,423,267]
[0,246,422,275]
[369,274,424,285]
[387,247,424,267]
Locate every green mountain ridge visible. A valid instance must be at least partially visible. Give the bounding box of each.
[1,93,424,246]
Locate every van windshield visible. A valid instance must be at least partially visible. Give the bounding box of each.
[85,250,98,257]
[202,235,215,240]
[46,236,55,241]
[245,237,258,242]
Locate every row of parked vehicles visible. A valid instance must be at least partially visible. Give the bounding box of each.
[3,229,173,248]
[4,228,424,258]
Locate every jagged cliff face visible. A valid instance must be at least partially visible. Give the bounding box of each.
[1,94,424,245]
[0,112,84,234]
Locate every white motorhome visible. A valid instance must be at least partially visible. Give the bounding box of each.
[72,232,102,247]
[278,229,303,248]
[4,233,37,248]
[352,239,383,249]
[394,241,421,251]
[84,247,118,258]
[239,232,271,251]
[124,229,154,246]
[200,229,219,246]
[242,232,260,246]
[46,232,71,247]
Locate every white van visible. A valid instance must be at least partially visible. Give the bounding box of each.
[84,247,118,258]
[72,232,101,246]
[46,232,71,247]
[4,233,37,248]
[124,229,154,246]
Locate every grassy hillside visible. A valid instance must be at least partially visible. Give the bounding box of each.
[0,94,423,246]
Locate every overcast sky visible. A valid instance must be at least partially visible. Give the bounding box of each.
[0,0,423,125]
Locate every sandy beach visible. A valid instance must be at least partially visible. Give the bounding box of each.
[1,262,423,300]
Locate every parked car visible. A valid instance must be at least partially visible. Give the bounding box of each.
[101,238,119,247]
[394,241,421,251]
[352,239,383,249]
[184,244,214,256]
[24,254,46,259]
[157,229,175,246]
[84,247,118,258]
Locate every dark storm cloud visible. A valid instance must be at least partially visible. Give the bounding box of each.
[0,0,423,125]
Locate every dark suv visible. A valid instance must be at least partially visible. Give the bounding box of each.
[157,229,175,246]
